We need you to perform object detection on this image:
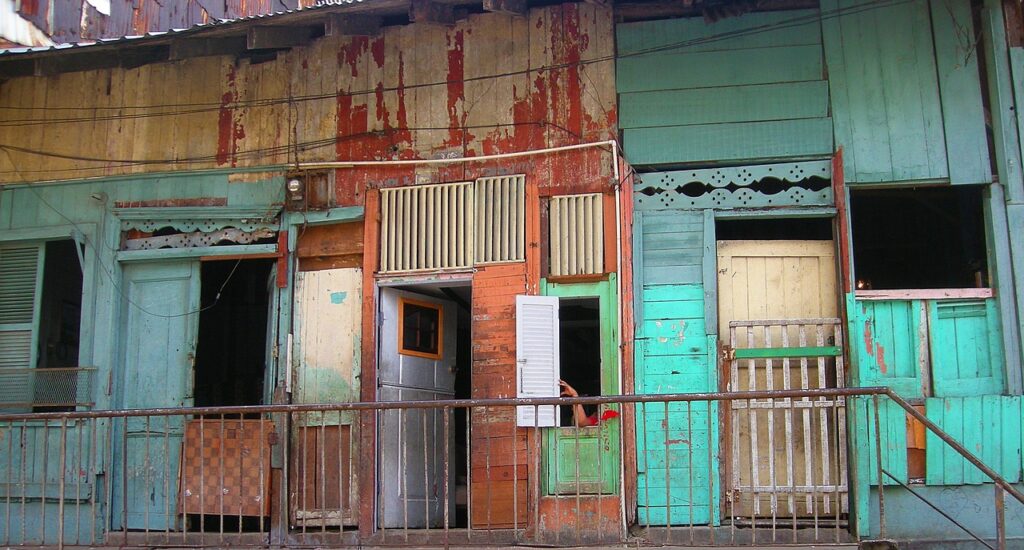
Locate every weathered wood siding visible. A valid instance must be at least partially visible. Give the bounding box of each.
[616,10,832,165]
[470,262,529,528]
[925,396,1022,484]
[821,0,989,184]
[0,4,616,188]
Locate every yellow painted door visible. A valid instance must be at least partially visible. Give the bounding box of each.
[717,240,845,520]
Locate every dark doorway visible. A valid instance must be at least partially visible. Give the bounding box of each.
[193,259,273,408]
[36,240,84,412]
[557,298,601,427]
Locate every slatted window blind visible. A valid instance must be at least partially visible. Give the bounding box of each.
[549,193,604,276]
[0,246,43,409]
[378,176,527,273]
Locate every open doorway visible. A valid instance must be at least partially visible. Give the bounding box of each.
[376,281,472,529]
[185,258,274,533]
[557,298,601,427]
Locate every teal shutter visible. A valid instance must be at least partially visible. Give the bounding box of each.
[0,245,44,410]
[929,300,1005,396]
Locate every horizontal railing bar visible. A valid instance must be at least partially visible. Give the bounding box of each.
[0,367,97,373]
[733,346,841,358]
[732,400,845,409]
[0,387,889,421]
[729,318,842,327]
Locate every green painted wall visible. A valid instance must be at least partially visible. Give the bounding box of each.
[616,10,832,166]
[822,0,989,185]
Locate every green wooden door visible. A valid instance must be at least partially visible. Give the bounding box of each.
[541,278,620,496]
[113,261,200,531]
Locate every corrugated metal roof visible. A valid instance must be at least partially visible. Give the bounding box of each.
[0,0,364,57]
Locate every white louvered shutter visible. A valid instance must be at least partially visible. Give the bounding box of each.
[515,295,559,427]
[0,246,43,409]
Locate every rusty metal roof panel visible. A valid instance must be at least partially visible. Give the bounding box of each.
[0,0,364,55]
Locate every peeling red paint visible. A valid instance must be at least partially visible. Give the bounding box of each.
[370,36,385,68]
[216,66,242,167]
[443,29,467,150]
[338,36,368,78]
[863,319,888,374]
[875,343,888,374]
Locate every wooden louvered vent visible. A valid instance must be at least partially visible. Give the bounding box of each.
[379,182,474,273]
[549,193,604,276]
[0,247,41,408]
[474,175,526,264]
[378,176,526,273]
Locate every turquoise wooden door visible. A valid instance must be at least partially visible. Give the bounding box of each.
[113,261,200,531]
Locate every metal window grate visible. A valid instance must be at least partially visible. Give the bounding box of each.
[474,175,526,264]
[549,193,604,276]
[379,182,474,273]
[0,367,96,409]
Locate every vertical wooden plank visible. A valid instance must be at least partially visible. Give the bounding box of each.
[961,397,984,483]
[358,189,380,538]
[986,186,1023,394]
[982,3,1024,203]
[702,209,717,333]
[632,210,645,328]
[931,0,992,184]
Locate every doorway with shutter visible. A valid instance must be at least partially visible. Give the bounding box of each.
[376,281,472,529]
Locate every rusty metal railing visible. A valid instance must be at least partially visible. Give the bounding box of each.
[0,387,1017,548]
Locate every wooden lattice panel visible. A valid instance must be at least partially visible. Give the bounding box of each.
[179,419,273,517]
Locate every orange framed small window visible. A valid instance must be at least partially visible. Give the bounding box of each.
[398,298,443,360]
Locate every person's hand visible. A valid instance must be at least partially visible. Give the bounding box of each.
[559,379,578,397]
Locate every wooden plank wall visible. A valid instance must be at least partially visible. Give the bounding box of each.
[925,396,1022,485]
[821,0,989,184]
[470,262,529,528]
[616,10,832,165]
[0,4,616,187]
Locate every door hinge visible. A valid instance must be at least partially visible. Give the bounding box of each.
[720,345,735,362]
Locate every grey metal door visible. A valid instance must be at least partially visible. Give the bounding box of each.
[377,287,456,529]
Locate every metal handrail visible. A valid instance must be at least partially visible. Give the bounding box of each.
[0,385,1017,506]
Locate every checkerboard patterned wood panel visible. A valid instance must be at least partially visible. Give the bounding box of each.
[179,419,273,516]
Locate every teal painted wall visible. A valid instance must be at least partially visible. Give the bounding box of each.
[822,0,990,185]
[616,10,832,166]
[0,171,284,544]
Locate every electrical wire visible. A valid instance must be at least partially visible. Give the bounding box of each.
[0,0,913,129]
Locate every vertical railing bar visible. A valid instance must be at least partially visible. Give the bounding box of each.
[798,326,813,515]
[513,405,519,541]
[20,418,27,544]
[574,413,581,546]
[443,406,451,548]
[58,418,67,550]
[597,400,604,545]
[663,400,671,544]
[180,416,188,545]
[781,325,795,540]
[238,419,245,537]
[486,405,493,539]
[553,406,560,546]
[402,408,408,542]
[423,407,431,535]
[746,326,758,542]
[872,395,886,539]
[815,325,832,517]
[532,406,540,545]
[763,327,777,543]
[707,398,716,546]
[163,416,170,543]
[467,407,473,542]
[5,420,12,546]
[121,417,128,547]
[199,416,206,537]
[686,400,694,546]
[729,326,738,546]
[833,391,842,543]
[995,484,1006,550]
[833,323,849,526]
[143,415,150,537]
[75,420,83,545]
[320,414,327,540]
[641,400,651,532]
[300,419,308,540]
[41,421,49,545]
[103,418,114,547]
[259,416,266,542]
[800,395,817,543]
[90,418,98,545]
[337,413,344,546]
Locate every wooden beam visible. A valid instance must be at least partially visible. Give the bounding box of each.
[169,36,248,60]
[0,59,36,79]
[325,14,383,36]
[246,25,320,50]
[482,0,527,15]
[409,0,455,25]
[35,52,121,76]
[118,46,170,69]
